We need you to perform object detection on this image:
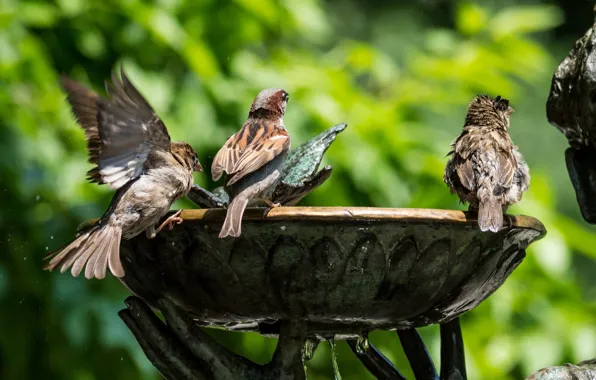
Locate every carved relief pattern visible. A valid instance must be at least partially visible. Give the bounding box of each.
[120,216,544,334]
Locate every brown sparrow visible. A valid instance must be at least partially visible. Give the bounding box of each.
[45,67,203,279]
[211,88,290,238]
[444,95,530,232]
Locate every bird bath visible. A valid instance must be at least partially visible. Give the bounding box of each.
[117,206,545,380]
[106,120,546,379]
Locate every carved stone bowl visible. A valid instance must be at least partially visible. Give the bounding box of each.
[119,207,545,337]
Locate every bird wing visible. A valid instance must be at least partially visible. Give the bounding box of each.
[493,130,517,188]
[61,67,171,190]
[450,132,476,191]
[211,134,242,182]
[211,120,290,186]
[455,156,476,191]
[59,77,102,168]
[496,149,516,188]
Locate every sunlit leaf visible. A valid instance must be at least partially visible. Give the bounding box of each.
[490,5,564,38]
[17,2,60,27]
[456,2,488,36]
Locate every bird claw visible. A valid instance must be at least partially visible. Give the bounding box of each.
[261,200,281,217]
[267,201,282,208]
[259,197,281,208]
[156,210,184,234]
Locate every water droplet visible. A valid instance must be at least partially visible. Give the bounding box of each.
[171,242,175,246]
[280,225,287,231]
[355,335,369,354]
[50,236,54,239]
[23,257,27,261]
[36,195,40,201]
[45,246,49,251]
[329,338,342,380]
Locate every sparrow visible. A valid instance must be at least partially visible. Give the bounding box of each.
[211,88,290,238]
[444,95,530,232]
[45,67,203,279]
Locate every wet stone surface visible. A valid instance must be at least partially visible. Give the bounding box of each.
[547,14,596,223]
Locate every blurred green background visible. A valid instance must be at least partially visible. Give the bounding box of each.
[1,0,595,379]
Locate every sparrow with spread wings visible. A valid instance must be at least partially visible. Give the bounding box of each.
[444,95,530,232]
[211,88,290,238]
[45,67,203,279]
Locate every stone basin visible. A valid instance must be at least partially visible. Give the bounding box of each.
[119,207,545,337]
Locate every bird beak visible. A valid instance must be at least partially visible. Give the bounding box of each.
[194,162,203,172]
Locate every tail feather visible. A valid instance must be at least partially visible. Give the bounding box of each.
[45,236,88,272]
[45,224,124,279]
[71,227,111,277]
[478,198,503,233]
[93,244,110,280]
[108,228,124,277]
[72,237,100,277]
[85,229,111,279]
[219,196,249,238]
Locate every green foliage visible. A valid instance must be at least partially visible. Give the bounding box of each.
[0,0,593,379]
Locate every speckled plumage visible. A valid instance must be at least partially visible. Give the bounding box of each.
[46,68,202,279]
[444,95,530,232]
[211,88,290,238]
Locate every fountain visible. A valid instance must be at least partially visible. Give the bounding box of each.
[109,123,546,379]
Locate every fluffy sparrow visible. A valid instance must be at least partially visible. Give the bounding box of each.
[444,95,530,232]
[45,67,202,279]
[211,88,290,238]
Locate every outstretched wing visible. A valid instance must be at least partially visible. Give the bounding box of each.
[59,77,102,170]
[211,119,290,186]
[61,67,171,189]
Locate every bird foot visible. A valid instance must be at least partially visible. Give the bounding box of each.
[156,210,183,234]
[261,199,281,217]
[260,198,281,208]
